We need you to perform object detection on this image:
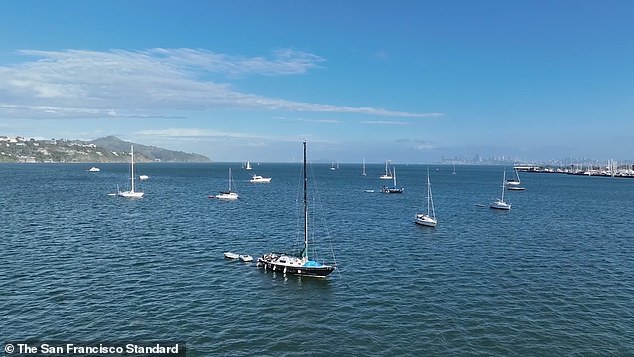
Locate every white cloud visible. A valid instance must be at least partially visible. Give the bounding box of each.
[136,128,262,139]
[275,116,342,124]
[0,48,439,119]
[360,120,409,125]
[146,48,325,75]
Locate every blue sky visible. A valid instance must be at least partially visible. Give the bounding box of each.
[1,1,633,163]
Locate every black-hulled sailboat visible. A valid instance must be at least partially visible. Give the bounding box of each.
[380,166,404,193]
[256,141,336,278]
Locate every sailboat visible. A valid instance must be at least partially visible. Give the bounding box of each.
[245,161,252,170]
[361,158,367,176]
[381,166,404,193]
[506,169,525,190]
[210,167,239,200]
[452,164,456,175]
[490,171,511,210]
[257,141,336,278]
[117,145,144,198]
[415,168,437,227]
[330,161,336,171]
[380,160,393,179]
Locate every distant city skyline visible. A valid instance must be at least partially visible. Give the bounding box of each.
[1,1,633,163]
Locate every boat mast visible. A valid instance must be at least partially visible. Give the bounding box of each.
[303,141,308,260]
[130,145,135,193]
[228,167,232,191]
[393,167,397,187]
[501,171,506,202]
[427,169,431,216]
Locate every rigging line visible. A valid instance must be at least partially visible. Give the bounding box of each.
[307,162,338,265]
[291,160,304,254]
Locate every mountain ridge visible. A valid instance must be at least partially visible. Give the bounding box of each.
[0,135,210,163]
[91,136,210,162]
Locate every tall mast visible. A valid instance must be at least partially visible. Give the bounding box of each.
[427,168,431,216]
[303,140,308,259]
[393,167,397,186]
[228,167,232,191]
[501,171,506,201]
[130,145,135,193]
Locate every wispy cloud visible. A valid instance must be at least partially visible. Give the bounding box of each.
[136,127,262,140]
[0,48,438,119]
[147,48,326,76]
[360,120,410,125]
[275,116,342,124]
[135,127,305,144]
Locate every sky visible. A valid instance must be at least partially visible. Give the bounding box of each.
[1,0,633,163]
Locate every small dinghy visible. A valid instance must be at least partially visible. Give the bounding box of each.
[224,252,239,260]
[239,254,253,262]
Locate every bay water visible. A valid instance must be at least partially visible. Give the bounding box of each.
[1,163,632,356]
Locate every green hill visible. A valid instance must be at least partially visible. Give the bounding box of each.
[0,135,210,163]
[91,136,210,162]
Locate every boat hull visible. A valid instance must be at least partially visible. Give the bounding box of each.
[257,255,335,278]
[490,201,511,210]
[381,187,403,193]
[415,214,437,227]
[117,191,144,198]
[212,192,239,200]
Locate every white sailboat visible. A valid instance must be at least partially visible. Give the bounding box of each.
[245,161,252,170]
[380,160,393,179]
[361,158,367,176]
[117,145,144,198]
[257,141,336,278]
[505,168,521,186]
[415,168,437,227]
[211,167,239,200]
[506,169,525,190]
[490,171,511,210]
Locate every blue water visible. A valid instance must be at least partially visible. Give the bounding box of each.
[1,162,632,356]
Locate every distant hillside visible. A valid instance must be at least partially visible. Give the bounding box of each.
[90,136,210,162]
[0,135,210,163]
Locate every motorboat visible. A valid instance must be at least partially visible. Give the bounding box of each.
[249,175,271,183]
